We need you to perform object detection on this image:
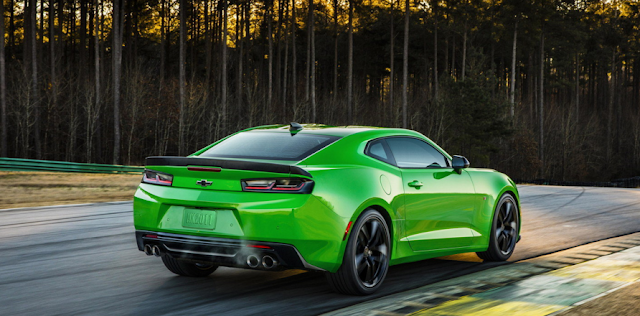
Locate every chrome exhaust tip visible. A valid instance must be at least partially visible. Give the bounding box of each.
[152,245,162,257]
[144,244,153,256]
[247,255,260,268]
[262,255,278,269]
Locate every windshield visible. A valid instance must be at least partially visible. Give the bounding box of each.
[199,131,340,161]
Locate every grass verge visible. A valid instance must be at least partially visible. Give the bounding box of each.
[0,171,141,209]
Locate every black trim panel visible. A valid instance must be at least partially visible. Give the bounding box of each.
[145,156,312,177]
[136,230,323,271]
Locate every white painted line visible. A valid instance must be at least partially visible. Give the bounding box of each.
[572,281,636,306]
[548,280,638,316]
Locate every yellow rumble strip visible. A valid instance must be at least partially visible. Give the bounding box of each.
[322,233,640,316]
[410,246,640,316]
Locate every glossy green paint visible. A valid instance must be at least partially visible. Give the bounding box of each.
[133,124,520,272]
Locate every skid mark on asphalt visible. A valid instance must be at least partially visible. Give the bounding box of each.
[548,187,585,213]
[323,233,640,316]
[551,201,640,226]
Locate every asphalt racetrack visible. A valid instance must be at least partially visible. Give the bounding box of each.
[1,185,639,315]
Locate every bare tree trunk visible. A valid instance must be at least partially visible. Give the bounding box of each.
[607,47,616,161]
[291,0,297,111]
[402,0,409,128]
[205,1,212,90]
[112,0,124,164]
[57,0,63,65]
[237,1,243,110]
[221,1,228,134]
[347,0,353,124]
[444,37,448,77]
[432,0,438,101]
[528,52,534,118]
[0,0,6,156]
[509,19,518,118]
[575,52,580,118]
[80,0,87,72]
[305,0,311,102]
[539,26,544,175]
[461,22,467,81]
[49,0,57,120]
[89,0,101,162]
[268,1,273,110]
[179,0,186,155]
[8,0,14,57]
[451,38,455,78]
[160,0,165,83]
[27,0,41,158]
[39,0,43,68]
[275,0,284,107]
[333,0,338,103]
[282,0,289,111]
[310,0,316,122]
[389,0,394,122]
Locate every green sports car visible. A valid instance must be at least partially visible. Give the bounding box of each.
[134,123,521,295]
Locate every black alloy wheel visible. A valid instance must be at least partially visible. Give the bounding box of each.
[355,216,389,287]
[477,194,519,261]
[326,209,391,295]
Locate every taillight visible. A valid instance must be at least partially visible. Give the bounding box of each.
[142,169,173,186]
[242,178,313,193]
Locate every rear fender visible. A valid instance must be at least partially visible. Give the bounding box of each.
[331,198,399,270]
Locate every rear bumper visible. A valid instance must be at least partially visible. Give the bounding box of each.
[134,183,349,272]
[136,230,325,271]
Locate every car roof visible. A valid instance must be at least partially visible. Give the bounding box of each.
[247,124,410,137]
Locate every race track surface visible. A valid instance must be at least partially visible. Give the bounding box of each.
[1,185,639,315]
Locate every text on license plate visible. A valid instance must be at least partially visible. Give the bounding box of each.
[182,208,217,230]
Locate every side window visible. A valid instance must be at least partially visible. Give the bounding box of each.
[385,137,448,168]
[365,139,394,164]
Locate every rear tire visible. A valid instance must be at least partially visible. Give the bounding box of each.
[161,255,218,277]
[477,193,519,261]
[326,209,391,295]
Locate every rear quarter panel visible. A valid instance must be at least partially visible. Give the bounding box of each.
[301,130,415,265]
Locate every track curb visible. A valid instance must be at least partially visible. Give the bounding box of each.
[323,232,640,316]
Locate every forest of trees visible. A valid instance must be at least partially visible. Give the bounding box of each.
[0,0,639,181]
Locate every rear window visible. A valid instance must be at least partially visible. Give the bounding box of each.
[199,131,340,161]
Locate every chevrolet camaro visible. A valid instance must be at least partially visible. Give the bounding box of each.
[133,123,521,295]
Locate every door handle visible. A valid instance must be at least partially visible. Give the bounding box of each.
[408,180,424,188]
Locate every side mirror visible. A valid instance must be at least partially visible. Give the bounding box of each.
[452,155,470,174]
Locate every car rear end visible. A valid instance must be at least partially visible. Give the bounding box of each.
[133,129,347,272]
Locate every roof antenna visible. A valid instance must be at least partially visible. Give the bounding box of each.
[289,122,303,135]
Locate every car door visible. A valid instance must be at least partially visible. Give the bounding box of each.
[384,137,478,252]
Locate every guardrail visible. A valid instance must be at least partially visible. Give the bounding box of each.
[0,158,144,174]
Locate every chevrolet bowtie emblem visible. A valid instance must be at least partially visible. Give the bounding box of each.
[196,179,213,187]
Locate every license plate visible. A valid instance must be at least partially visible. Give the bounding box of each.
[182,208,217,230]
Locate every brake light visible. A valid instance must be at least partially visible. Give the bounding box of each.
[242,178,313,193]
[247,244,272,249]
[142,169,173,186]
[187,166,222,172]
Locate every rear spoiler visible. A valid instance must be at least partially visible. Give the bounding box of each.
[145,156,312,178]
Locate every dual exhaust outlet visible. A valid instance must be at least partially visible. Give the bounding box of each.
[246,254,278,270]
[144,244,278,270]
[144,244,162,257]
